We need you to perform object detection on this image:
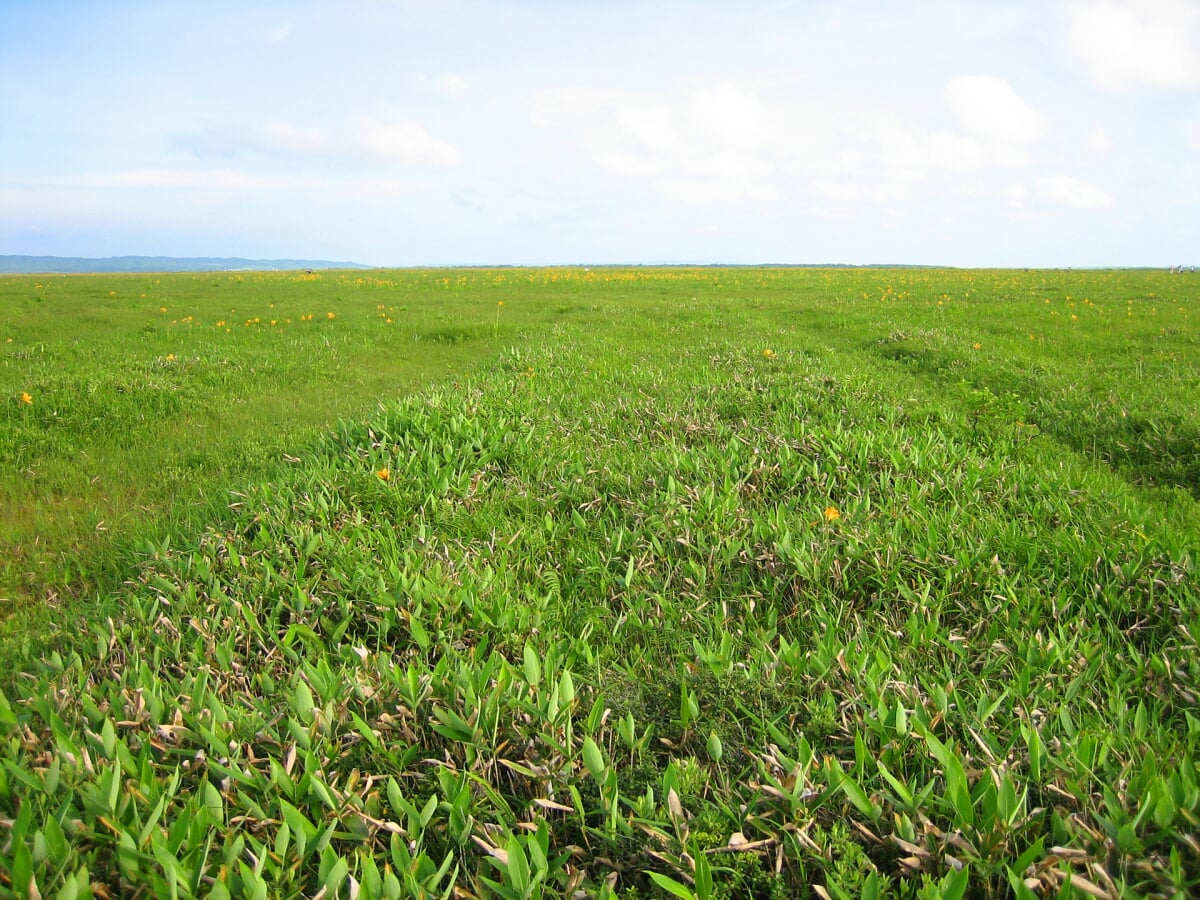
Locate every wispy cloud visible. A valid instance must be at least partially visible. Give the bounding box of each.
[1066,0,1200,91]
[12,170,435,196]
[690,83,770,152]
[179,117,463,169]
[56,169,274,189]
[532,81,772,186]
[440,74,470,97]
[944,76,1044,144]
[359,119,463,166]
[261,121,336,155]
[1036,175,1114,209]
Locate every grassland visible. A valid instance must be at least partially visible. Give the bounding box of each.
[0,270,570,619]
[1,267,1198,898]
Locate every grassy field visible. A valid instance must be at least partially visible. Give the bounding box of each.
[1,267,1198,897]
[0,269,585,617]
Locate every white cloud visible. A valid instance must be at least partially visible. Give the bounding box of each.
[690,83,769,151]
[810,179,913,205]
[595,151,661,177]
[16,170,437,196]
[880,129,987,176]
[527,87,619,129]
[59,169,270,189]
[944,76,1044,144]
[358,119,462,166]
[684,150,766,179]
[1066,0,1200,91]
[440,74,470,97]
[871,79,1043,182]
[654,176,776,208]
[269,24,291,42]
[924,132,990,171]
[530,82,771,184]
[340,179,435,197]
[262,121,335,155]
[1005,183,1029,208]
[1036,175,1114,208]
[617,105,684,155]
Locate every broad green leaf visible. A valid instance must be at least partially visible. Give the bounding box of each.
[833,768,880,820]
[506,835,531,897]
[646,871,696,900]
[324,855,350,896]
[705,731,723,763]
[523,642,542,687]
[292,680,315,724]
[582,737,606,780]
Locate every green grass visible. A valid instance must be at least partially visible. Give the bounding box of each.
[0,269,578,615]
[2,267,1198,897]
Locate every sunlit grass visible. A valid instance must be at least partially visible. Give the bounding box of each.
[1,266,1198,897]
[0,269,582,610]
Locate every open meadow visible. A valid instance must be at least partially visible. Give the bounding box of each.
[1,267,1198,897]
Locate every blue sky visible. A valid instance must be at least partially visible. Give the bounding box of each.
[2,0,1198,266]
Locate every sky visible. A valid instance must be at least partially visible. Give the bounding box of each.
[1,0,1199,267]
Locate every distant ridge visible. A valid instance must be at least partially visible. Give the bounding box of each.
[0,255,374,274]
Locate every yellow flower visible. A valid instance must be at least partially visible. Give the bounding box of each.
[497,300,504,306]
[327,312,335,319]
[762,348,775,358]
[160,307,168,312]
[824,505,840,522]
[972,342,981,350]
[20,391,33,405]
[166,354,175,361]
[377,467,390,480]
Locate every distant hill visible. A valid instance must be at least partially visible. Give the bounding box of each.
[0,255,374,274]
